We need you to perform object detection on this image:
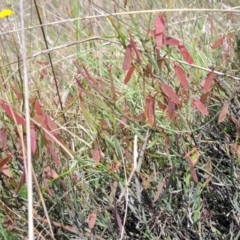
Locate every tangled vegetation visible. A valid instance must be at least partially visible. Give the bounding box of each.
[0,1,240,239]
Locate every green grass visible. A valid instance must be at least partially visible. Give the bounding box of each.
[1,0,240,239]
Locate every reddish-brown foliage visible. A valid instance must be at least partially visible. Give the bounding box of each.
[203,70,214,94]
[130,35,141,63]
[0,155,12,177]
[218,103,229,123]
[178,44,194,64]
[1,102,25,125]
[30,128,37,154]
[160,83,180,104]
[123,65,134,84]
[35,99,43,115]
[48,143,61,166]
[166,100,177,122]
[88,212,97,229]
[122,44,133,71]
[211,35,225,49]
[174,64,189,89]
[154,14,166,49]
[192,98,209,116]
[164,37,180,46]
[144,94,155,127]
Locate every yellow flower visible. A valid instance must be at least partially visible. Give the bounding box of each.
[0,9,13,18]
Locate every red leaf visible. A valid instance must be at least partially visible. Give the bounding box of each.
[200,92,209,105]
[155,14,166,49]
[130,36,141,63]
[160,83,180,104]
[88,212,97,229]
[144,94,155,127]
[74,61,89,79]
[82,64,96,83]
[0,164,11,178]
[164,36,180,46]
[203,71,214,93]
[99,119,110,131]
[15,171,26,194]
[174,64,189,89]
[44,166,58,179]
[36,61,49,80]
[192,98,208,116]
[218,103,229,123]
[148,29,155,38]
[44,129,57,143]
[178,44,194,64]
[43,178,53,196]
[1,103,26,125]
[30,128,37,154]
[3,216,14,232]
[35,100,43,116]
[158,58,166,71]
[183,148,200,167]
[185,155,199,184]
[48,143,61,166]
[110,161,122,173]
[0,155,12,169]
[135,112,145,121]
[122,44,133,71]
[39,68,48,80]
[33,113,45,128]
[92,148,101,163]
[166,100,176,122]
[123,65,134,84]
[211,35,225,49]
[119,116,127,130]
[36,60,48,66]
[45,116,60,136]
[209,17,214,37]
[158,100,167,111]
[74,63,101,93]
[184,148,199,184]
[0,129,7,150]
[75,77,86,92]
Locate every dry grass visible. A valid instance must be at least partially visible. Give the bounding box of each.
[0,0,240,239]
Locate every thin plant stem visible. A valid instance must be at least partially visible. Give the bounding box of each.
[19,1,33,239]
